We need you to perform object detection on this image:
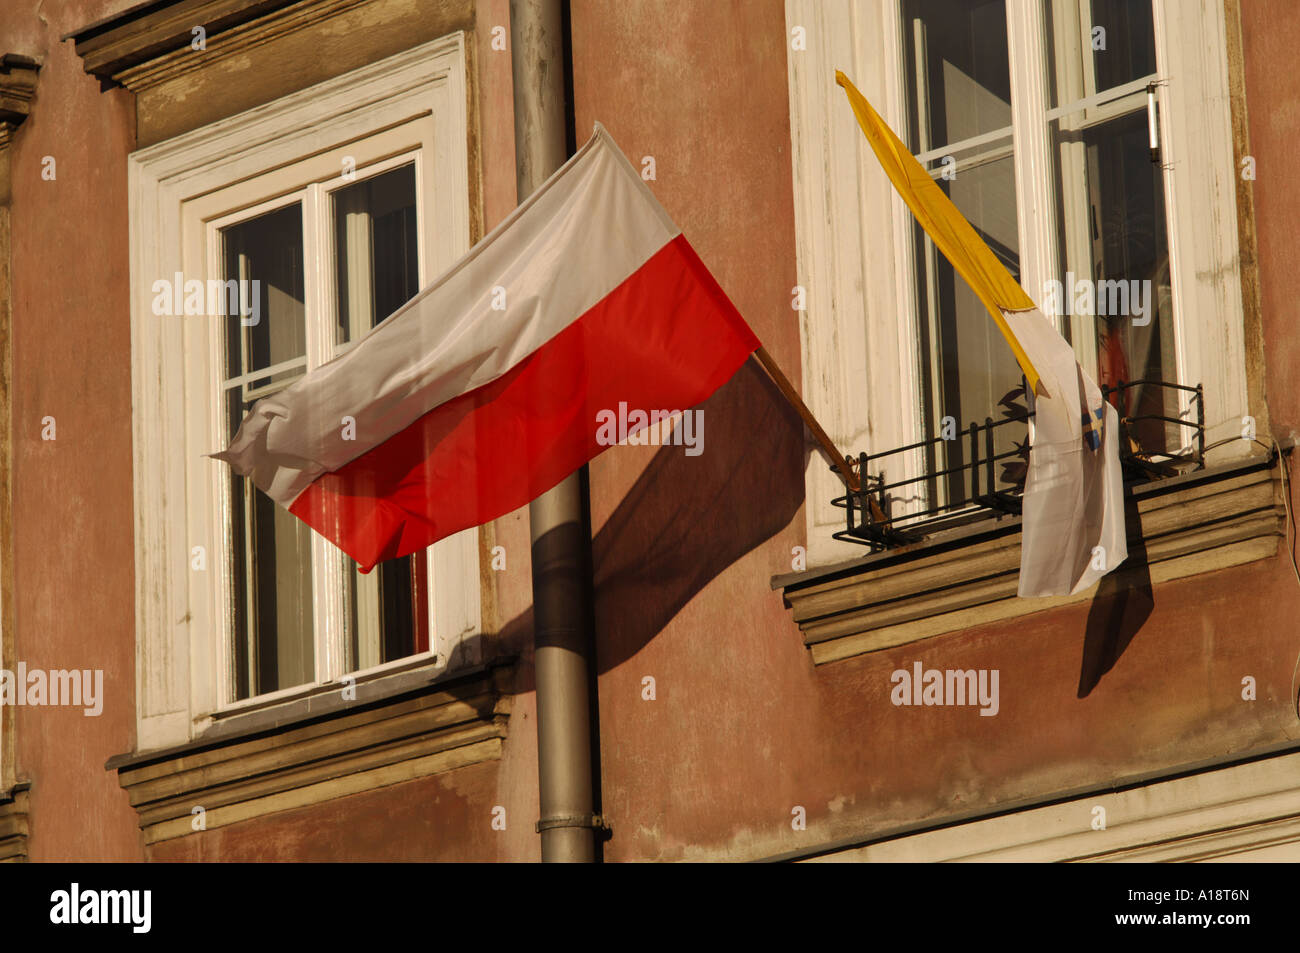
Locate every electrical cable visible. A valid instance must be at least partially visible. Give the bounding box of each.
[1271,436,1300,723]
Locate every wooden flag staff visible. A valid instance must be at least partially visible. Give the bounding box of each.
[751,347,887,523]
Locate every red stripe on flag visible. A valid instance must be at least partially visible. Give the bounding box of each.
[289,234,760,571]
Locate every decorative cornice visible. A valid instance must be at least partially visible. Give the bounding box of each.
[65,0,300,80]
[0,54,40,130]
[114,663,513,844]
[779,455,1286,665]
[113,0,375,93]
[0,782,30,862]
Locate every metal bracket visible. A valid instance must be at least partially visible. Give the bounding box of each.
[535,813,607,834]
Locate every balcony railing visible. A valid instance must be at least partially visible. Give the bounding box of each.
[831,379,1205,552]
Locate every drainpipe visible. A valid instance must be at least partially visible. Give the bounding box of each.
[510,0,599,863]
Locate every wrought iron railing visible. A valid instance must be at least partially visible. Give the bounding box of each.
[831,379,1204,551]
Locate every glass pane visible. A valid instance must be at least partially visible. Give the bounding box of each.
[222,203,306,389]
[1046,0,1157,110]
[344,553,428,671]
[221,201,313,700]
[1051,108,1175,454]
[331,162,426,669]
[226,388,315,701]
[333,163,419,346]
[1090,0,1156,92]
[902,0,1012,152]
[913,145,1025,505]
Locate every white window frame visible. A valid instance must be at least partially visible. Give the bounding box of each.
[785,0,1248,568]
[127,34,478,750]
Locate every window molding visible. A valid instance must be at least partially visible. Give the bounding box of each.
[127,34,477,752]
[109,660,512,845]
[785,0,1257,572]
[785,0,923,568]
[0,52,38,800]
[67,0,477,150]
[1151,0,1251,456]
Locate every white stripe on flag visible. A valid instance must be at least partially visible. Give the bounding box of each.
[1002,307,1128,596]
[216,123,679,506]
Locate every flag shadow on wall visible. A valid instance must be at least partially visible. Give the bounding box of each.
[1079,493,1153,697]
[496,355,807,688]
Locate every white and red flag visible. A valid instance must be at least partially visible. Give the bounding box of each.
[216,124,760,571]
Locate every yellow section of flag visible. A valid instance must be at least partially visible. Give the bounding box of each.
[835,70,1044,397]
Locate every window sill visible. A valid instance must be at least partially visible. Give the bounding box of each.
[207,649,444,725]
[774,453,1285,666]
[0,781,29,862]
[107,658,514,845]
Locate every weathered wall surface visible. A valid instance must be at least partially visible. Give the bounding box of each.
[3,0,1298,863]
[7,0,142,861]
[1240,0,1300,436]
[567,0,1300,862]
[146,0,541,862]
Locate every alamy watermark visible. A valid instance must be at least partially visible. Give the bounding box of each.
[151,273,261,325]
[1041,272,1152,326]
[890,661,999,716]
[0,663,103,716]
[595,402,703,456]
[50,884,151,933]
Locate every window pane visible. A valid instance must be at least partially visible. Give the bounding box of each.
[226,389,315,701]
[331,162,427,669]
[903,0,1012,152]
[1090,0,1156,93]
[1051,108,1175,454]
[1046,0,1157,110]
[222,203,306,390]
[334,163,419,346]
[913,146,1025,504]
[221,202,314,701]
[345,554,429,672]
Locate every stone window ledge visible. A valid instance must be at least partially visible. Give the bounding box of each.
[107,659,514,845]
[774,454,1285,666]
[0,781,29,862]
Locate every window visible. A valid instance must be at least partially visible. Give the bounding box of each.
[1042,0,1172,452]
[215,159,430,704]
[902,0,1023,505]
[785,0,1249,565]
[128,36,478,748]
[901,0,1175,504]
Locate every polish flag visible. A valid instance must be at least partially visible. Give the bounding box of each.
[216,124,760,571]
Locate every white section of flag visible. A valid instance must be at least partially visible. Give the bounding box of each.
[1002,307,1128,597]
[216,123,679,506]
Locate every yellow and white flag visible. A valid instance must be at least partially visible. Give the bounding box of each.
[836,71,1127,596]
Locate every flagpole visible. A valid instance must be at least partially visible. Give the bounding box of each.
[751,347,888,523]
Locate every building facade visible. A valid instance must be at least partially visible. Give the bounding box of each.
[0,0,1297,862]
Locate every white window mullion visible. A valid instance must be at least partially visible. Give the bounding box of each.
[199,223,229,718]
[1045,0,1100,381]
[335,185,383,670]
[880,0,931,523]
[301,182,347,685]
[1006,0,1067,365]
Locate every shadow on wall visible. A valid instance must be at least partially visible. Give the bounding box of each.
[1079,494,1153,697]
[481,354,1155,699]
[497,356,808,691]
